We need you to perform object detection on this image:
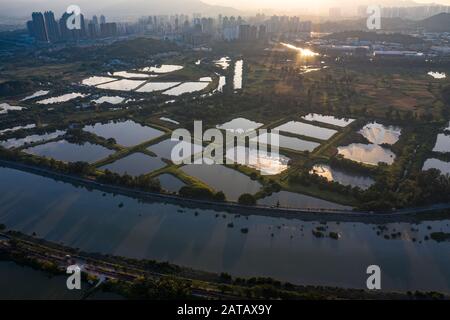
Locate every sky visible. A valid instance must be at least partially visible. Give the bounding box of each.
[204,0,450,10]
[2,0,450,17]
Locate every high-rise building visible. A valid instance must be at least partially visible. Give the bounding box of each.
[100,15,106,25]
[258,25,267,40]
[26,21,35,37]
[30,12,48,42]
[59,12,86,41]
[44,11,60,42]
[100,22,117,37]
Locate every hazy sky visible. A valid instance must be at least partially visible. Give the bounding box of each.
[204,0,450,10]
[3,0,450,17]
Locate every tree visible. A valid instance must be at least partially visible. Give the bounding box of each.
[214,191,226,202]
[238,194,256,206]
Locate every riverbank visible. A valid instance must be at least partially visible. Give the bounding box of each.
[1,159,449,223]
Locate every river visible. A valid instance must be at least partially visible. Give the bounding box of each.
[0,166,449,293]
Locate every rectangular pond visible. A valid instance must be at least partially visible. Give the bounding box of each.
[140,65,184,73]
[338,144,396,166]
[254,132,320,152]
[180,164,262,201]
[258,190,352,210]
[302,114,355,127]
[0,130,65,149]
[0,124,36,135]
[100,152,166,176]
[96,79,146,91]
[81,76,117,86]
[37,93,87,105]
[275,121,338,141]
[225,146,290,175]
[433,134,450,153]
[156,174,186,193]
[233,60,243,90]
[162,82,210,96]
[113,71,152,79]
[83,120,164,147]
[310,164,375,190]
[23,140,114,163]
[423,158,450,175]
[136,82,181,93]
[217,118,263,132]
[148,139,203,162]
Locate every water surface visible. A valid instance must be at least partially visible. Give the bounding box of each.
[113,71,151,79]
[83,120,164,147]
[96,79,145,91]
[258,191,352,210]
[162,82,209,96]
[140,65,183,73]
[311,164,375,190]
[433,134,450,153]
[359,122,402,145]
[24,140,114,163]
[214,57,231,70]
[157,174,186,193]
[423,158,450,175]
[82,76,117,86]
[91,96,125,105]
[37,93,87,105]
[21,90,50,101]
[275,121,338,140]
[0,167,449,293]
[233,60,243,90]
[0,103,25,114]
[181,164,262,201]
[0,124,36,135]
[302,114,355,127]
[148,139,203,161]
[1,130,65,149]
[217,118,263,132]
[100,153,166,176]
[254,133,320,152]
[136,82,180,93]
[428,71,446,79]
[338,144,396,166]
[225,146,290,175]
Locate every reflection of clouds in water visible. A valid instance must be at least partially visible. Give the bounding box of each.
[2,167,450,291]
[338,143,395,166]
[359,122,402,146]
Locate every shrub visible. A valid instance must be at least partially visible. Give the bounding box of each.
[238,194,256,206]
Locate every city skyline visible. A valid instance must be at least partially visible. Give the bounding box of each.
[4,0,450,17]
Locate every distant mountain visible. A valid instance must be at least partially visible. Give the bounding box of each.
[418,13,450,32]
[324,30,425,44]
[0,0,241,18]
[101,0,240,17]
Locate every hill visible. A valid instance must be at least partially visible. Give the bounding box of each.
[419,13,450,32]
[324,31,425,45]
